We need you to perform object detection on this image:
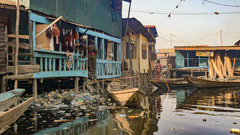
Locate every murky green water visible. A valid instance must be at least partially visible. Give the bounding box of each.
[4,87,240,135]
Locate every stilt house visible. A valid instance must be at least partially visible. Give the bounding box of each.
[174,45,240,78]
[121,18,157,73]
[0,0,123,95]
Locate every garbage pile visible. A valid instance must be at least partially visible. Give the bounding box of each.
[31,89,113,109]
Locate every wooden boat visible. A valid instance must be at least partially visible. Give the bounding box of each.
[150,78,189,88]
[0,97,34,134]
[107,80,144,107]
[0,89,25,111]
[183,75,240,88]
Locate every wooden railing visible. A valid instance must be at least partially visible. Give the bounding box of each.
[33,49,88,78]
[96,59,121,79]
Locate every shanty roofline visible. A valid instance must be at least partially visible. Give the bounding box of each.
[0,0,26,7]
[122,18,155,42]
[144,25,158,38]
[174,45,240,51]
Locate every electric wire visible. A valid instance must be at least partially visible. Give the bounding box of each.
[202,0,240,7]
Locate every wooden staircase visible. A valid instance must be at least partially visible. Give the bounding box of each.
[85,76,104,94]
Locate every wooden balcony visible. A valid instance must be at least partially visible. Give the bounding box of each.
[96,59,121,79]
[33,50,88,78]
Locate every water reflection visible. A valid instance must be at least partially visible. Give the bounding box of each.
[4,87,240,135]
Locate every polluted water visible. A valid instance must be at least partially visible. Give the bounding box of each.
[3,86,240,135]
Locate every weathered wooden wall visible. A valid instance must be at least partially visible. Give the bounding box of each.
[0,15,8,74]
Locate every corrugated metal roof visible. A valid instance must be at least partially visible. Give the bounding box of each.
[174,45,240,51]
[122,18,155,42]
[0,0,26,9]
[144,25,158,38]
[0,0,16,5]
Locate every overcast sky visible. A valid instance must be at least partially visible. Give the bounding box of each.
[122,0,240,49]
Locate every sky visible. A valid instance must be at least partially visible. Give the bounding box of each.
[122,0,240,49]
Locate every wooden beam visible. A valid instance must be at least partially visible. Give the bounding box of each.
[8,34,29,40]
[6,65,40,74]
[7,42,30,50]
[35,16,63,38]
[5,73,34,80]
[211,58,224,79]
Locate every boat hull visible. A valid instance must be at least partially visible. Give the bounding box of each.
[107,80,144,107]
[0,89,25,111]
[0,97,34,134]
[150,78,189,89]
[183,75,240,88]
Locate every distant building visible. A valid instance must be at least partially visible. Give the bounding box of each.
[156,49,176,69]
[174,45,240,77]
[121,18,156,73]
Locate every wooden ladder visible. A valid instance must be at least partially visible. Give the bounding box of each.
[85,76,104,94]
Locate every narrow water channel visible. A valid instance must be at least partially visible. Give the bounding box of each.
[3,87,240,135]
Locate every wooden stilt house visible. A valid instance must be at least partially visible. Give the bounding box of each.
[0,0,123,97]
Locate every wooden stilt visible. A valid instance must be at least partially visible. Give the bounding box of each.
[83,78,86,93]
[33,79,37,101]
[101,80,105,90]
[1,76,6,93]
[75,77,79,95]
[138,71,141,89]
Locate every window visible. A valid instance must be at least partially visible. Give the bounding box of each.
[142,43,147,59]
[126,42,136,59]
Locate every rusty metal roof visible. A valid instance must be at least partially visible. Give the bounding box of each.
[174,45,240,51]
[0,0,16,5]
[122,18,155,42]
[0,0,26,9]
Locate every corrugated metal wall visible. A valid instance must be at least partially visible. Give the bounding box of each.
[30,0,122,37]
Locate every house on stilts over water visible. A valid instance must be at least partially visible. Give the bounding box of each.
[0,0,124,98]
[121,18,158,74]
[174,44,240,79]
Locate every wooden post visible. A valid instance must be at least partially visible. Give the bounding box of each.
[101,80,105,90]
[144,69,146,88]
[83,78,86,93]
[233,57,236,75]
[170,34,173,48]
[138,71,141,89]
[14,0,20,89]
[1,76,6,93]
[75,77,79,95]
[33,79,37,101]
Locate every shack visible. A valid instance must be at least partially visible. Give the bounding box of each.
[0,0,123,97]
[121,18,157,73]
[174,45,240,78]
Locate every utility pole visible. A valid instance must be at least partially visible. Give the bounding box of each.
[220,30,223,46]
[170,33,173,48]
[14,0,20,89]
[125,0,133,70]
